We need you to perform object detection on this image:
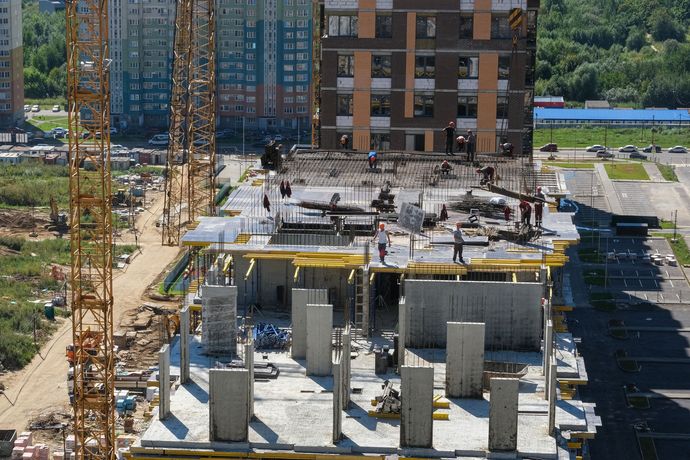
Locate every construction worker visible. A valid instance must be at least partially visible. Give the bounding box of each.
[373,223,392,263]
[501,142,514,156]
[503,205,511,222]
[279,180,286,199]
[368,151,378,169]
[285,180,292,198]
[340,134,349,150]
[466,129,476,162]
[519,200,532,226]
[441,160,452,175]
[440,203,449,221]
[263,193,271,213]
[476,165,495,185]
[456,135,466,152]
[534,186,545,227]
[453,222,465,264]
[442,121,456,155]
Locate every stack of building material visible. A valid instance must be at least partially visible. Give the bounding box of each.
[115,390,137,413]
[11,433,51,460]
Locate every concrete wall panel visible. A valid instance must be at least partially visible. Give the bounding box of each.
[446,322,485,398]
[291,289,328,359]
[306,303,333,375]
[400,366,434,447]
[488,377,519,451]
[209,369,249,442]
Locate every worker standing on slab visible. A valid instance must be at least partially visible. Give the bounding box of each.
[476,165,495,185]
[373,223,391,263]
[503,205,511,222]
[519,200,532,227]
[453,222,465,264]
[368,151,378,169]
[456,135,465,153]
[340,134,349,150]
[466,129,476,162]
[534,186,545,227]
[263,193,271,213]
[442,121,456,155]
[440,203,449,221]
[441,160,452,176]
[501,142,514,157]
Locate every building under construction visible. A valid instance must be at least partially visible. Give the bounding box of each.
[123,150,600,460]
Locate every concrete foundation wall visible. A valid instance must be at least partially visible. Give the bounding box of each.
[488,377,519,451]
[306,303,333,376]
[446,322,485,398]
[403,280,542,350]
[400,366,434,448]
[209,369,249,442]
[201,285,237,356]
[291,289,329,359]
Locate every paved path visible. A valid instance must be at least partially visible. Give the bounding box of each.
[642,162,665,182]
[594,163,624,215]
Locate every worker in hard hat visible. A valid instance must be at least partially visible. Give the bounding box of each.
[456,135,466,152]
[534,186,545,227]
[368,150,378,169]
[442,121,456,155]
[466,129,476,162]
[453,222,465,264]
[519,200,532,227]
[476,165,495,185]
[372,223,392,263]
[441,159,452,175]
[501,142,514,156]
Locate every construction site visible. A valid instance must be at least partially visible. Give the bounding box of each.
[0,0,605,459]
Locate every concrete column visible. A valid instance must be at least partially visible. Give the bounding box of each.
[158,344,170,420]
[548,356,557,435]
[400,366,434,448]
[398,298,407,366]
[488,378,519,452]
[332,360,342,443]
[362,267,370,337]
[306,303,333,376]
[209,368,249,442]
[180,306,190,384]
[342,326,351,409]
[446,322,485,398]
[544,319,553,399]
[291,289,328,359]
[201,285,237,356]
[245,339,254,419]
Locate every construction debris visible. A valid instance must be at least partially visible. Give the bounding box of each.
[254,322,291,350]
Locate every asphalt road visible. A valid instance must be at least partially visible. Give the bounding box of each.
[534,148,690,165]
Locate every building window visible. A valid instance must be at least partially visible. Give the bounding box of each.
[414,94,434,117]
[337,55,354,77]
[375,15,392,38]
[370,133,391,150]
[328,15,358,37]
[371,94,391,117]
[337,94,353,116]
[496,95,508,118]
[457,96,478,118]
[459,15,473,39]
[371,55,391,78]
[416,16,435,38]
[415,55,435,78]
[491,15,511,39]
[498,56,510,79]
[458,56,478,78]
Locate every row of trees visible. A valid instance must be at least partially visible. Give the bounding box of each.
[537,0,690,107]
[22,3,66,98]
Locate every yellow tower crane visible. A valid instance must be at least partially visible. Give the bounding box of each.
[162,0,217,246]
[66,0,116,460]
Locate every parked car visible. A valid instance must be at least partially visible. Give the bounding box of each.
[596,149,615,159]
[148,134,169,146]
[216,130,234,139]
[539,143,558,152]
[586,144,606,152]
[642,144,662,153]
[110,127,118,135]
[274,134,284,142]
[52,104,61,112]
[24,104,30,112]
[668,145,688,153]
[31,104,40,112]
[629,151,648,160]
[618,145,638,152]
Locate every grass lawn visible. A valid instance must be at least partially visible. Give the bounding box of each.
[604,163,650,180]
[534,126,690,149]
[26,114,70,133]
[584,268,606,286]
[659,219,676,229]
[547,162,595,169]
[0,164,69,208]
[578,247,605,263]
[656,163,678,182]
[651,233,690,265]
[590,292,616,311]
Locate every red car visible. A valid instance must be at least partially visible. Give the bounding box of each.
[539,143,558,152]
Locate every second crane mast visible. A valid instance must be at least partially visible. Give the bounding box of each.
[162,0,217,246]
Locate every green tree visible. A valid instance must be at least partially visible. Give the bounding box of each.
[625,29,647,51]
[650,14,686,42]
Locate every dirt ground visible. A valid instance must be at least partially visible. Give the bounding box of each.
[0,190,181,446]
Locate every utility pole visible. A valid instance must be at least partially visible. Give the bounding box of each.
[673,209,678,243]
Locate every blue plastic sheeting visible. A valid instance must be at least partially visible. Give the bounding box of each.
[535,108,690,122]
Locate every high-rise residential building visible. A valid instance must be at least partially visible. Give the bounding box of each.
[109,0,176,130]
[319,0,538,154]
[0,0,24,128]
[216,0,312,131]
[109,0,312,132]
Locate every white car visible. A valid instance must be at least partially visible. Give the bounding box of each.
[148,134,169,146]
[668,145,688,153]
[274,134,284,142]
[52,104,60,112]
[618,145,638,153]
[586,144,606,152]
[31,104,40,112]
[23,104,30,112]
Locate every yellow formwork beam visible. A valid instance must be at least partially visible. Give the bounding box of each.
[244,258,256,280]
[293,266,301,283]
[347,269,355,284]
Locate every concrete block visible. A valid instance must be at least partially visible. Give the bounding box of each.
[489,378,519,451]
[201,285,237,356]
[400,366,434,448]
[245,340,254,419]
[291,289,328,359]
[158,345,170,420]
[306,303,333,375]
[180,306,190,384]
[332,360,342,443]
[209,369,249,442]
[446,322,485,398]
